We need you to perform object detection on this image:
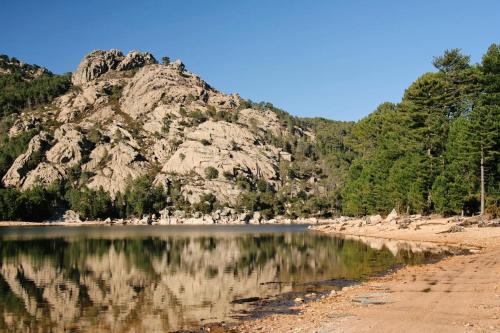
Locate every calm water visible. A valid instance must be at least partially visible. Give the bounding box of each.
[0,225,441,332]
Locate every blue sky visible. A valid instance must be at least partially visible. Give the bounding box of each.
[1,1,499,121]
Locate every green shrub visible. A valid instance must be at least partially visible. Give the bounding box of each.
[223,171,234,180]
[115,176,167,217]
[193,193,217,214]
[200,139,211,146]
[256,179,273,192]
[161,114,172,133]
[0,59,71,117]
[204,166,219,180]
[0,188,20,220]
[189,110,207,124]
[16,186,56,221]
[235,174,252,190]
[65,186,113,220]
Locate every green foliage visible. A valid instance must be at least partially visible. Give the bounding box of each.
[86,127,102,144]
[341,45,499,216]
[0,129,38,180]
[65,186,113,220]
[236,191,279,218]
[223,170,234,180]
[115,176,167,217]
[193,193,217,214]
[433,48,471,73]
[204,166,219,180]
[234,176,280,218]
[161,114,172,133]
[187,110,207,125]
[0,56,71,117]
[0,188,20,220]
[179,107,188,117]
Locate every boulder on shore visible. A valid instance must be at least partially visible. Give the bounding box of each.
[384,209,398,223]
[365,214,383,225]
[63,210,81,223]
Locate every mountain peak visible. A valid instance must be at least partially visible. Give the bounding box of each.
[72,49,158,85]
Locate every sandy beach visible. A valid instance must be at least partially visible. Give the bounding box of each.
[2,217,499,332]
[237,218,500,333]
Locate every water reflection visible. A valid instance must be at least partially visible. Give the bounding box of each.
[0,225,436,332]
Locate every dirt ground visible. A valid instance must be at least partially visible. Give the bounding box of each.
[237,219,500,333]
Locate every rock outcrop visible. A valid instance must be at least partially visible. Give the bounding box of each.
[3,49,316,209]
[71,49,157,85]
[2,132,52,188]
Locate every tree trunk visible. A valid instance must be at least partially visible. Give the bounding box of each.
[480,145,485,216]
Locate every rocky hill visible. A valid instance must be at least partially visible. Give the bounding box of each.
[0,50,344,222]
[3,45,494,222]
[0,54,49,79]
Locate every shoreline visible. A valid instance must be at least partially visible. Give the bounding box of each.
[236,218,500,333]
[2,216,499,332]
[0,217,320,227]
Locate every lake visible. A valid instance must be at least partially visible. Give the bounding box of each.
[0,225,444,332]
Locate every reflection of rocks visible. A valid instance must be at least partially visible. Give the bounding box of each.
[0,232,432,332]
[0,234,353,332]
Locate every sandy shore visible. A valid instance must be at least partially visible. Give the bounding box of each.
[237,218,500,333]
[2,217,499,332]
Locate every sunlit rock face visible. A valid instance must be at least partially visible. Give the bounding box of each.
[0,228,430,332]
[3,49,314,202]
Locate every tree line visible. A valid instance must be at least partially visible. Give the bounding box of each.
[340,45,499,216]
[0,46,498,221]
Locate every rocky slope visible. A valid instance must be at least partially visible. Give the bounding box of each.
[1,49,318,212]
[0,54,49,79]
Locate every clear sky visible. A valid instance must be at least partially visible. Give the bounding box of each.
[1,1,499,121]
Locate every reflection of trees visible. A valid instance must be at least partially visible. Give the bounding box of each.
[0,233,428,332]
[234,234,428,282]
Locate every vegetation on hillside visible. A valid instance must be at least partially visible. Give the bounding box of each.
[0,46,498,221]
[0,55,71,118]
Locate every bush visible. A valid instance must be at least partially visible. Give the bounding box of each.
[204,166,219,180]
[256,179,273,192]
[193,193,217,214]
[189,110,207,124]
[161,114,172,133]
[223,171,234,180]
[235,174,252,190]
[0,188,20,220]
[16,186,56,221]
[115,176,167,217]
[65,186,113,220]
[235,191,276,218]
[0,63,71,117]
[200,139,211,146]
